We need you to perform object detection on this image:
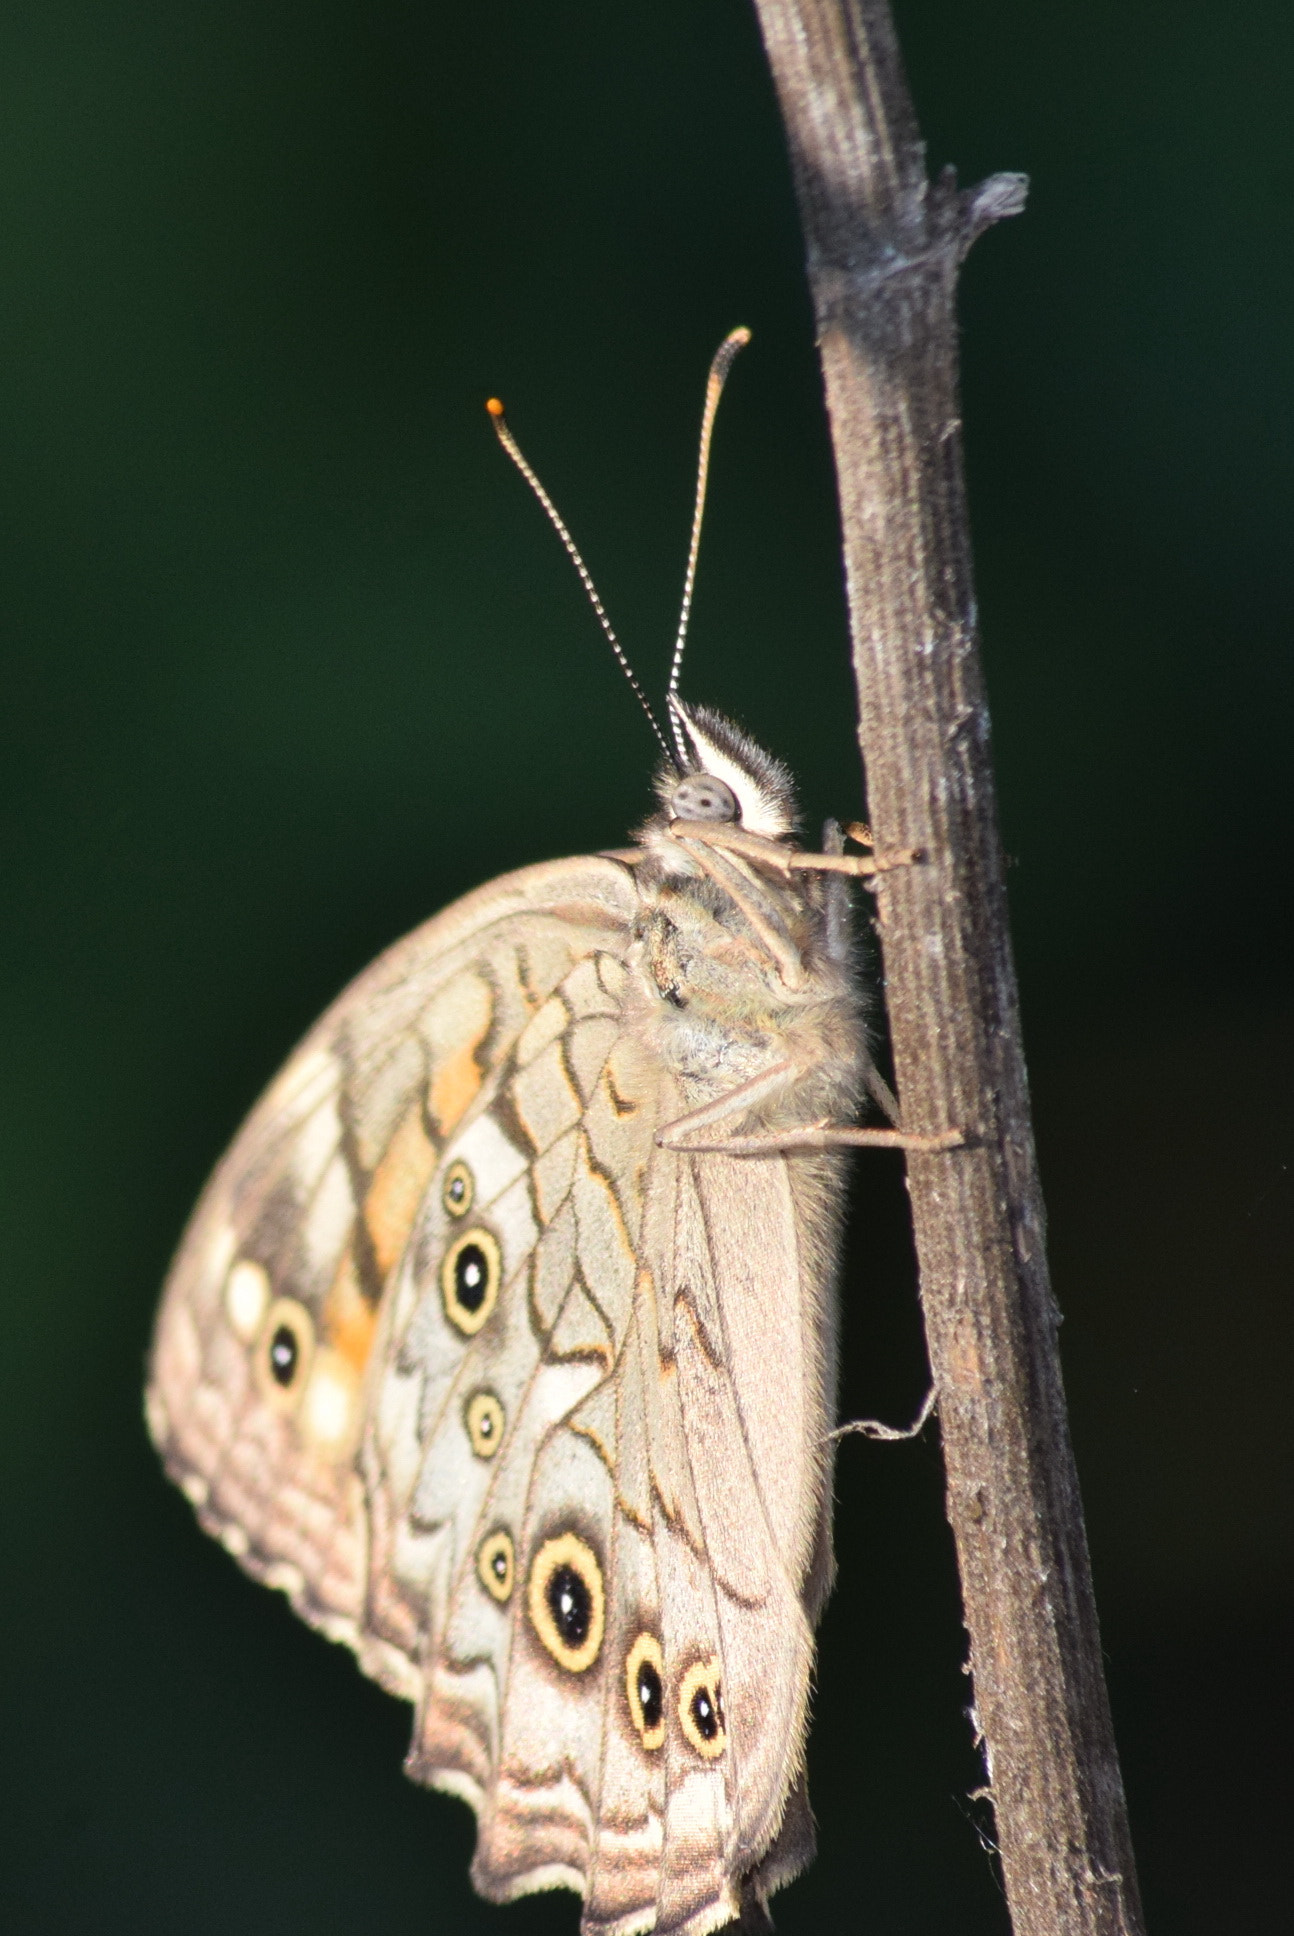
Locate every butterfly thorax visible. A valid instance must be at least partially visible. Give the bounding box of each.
[628,826,866,1133]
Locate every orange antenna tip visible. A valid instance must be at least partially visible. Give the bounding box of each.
[485,397,505,418]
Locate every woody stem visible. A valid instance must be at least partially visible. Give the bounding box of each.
[749,4,1146,1935]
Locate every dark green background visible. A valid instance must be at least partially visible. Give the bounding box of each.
[3,3,1290,1931]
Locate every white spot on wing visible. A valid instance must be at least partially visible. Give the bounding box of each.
[301,1348,359,1453]
[450,1113,528,1207]
[224,1259,271,1340]
[300,1154,355,1277]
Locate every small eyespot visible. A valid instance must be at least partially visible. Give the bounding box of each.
[440,1227,502,1335]
[465,1389,505,1458]
[477,1530,515,1603]
[678,1655,726,1758]
[528,1532,605,1673]
[442,1159,474,1218]
[625,1631,665,1750]
[670,773,740,823]
[255,1297,315,1412]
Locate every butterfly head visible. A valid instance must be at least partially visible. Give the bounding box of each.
[660,697,798,840]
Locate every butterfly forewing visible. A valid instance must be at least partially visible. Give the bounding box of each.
[149,714,863,1936]
[148,859,638,1668]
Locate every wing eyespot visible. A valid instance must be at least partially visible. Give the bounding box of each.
[678,1655,726,1758]
[625,1631,666,1750]
[255,1297,315,1412]
[440,1227,502,1335]
[464,1389,505,1458]
[477,1529,515,1603]
[441,1159,475,1219]
[528,1532,605,1674]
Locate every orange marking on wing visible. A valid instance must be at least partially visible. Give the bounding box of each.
[365,1105,439,1280]
[425,972,494,1136]
[429,1048,483,1138]
[324,1252,379,1375]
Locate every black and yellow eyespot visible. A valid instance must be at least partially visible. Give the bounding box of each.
[440,1226,502,1335]
[442,1159,474,1219]
[625,1631,665,1750]
[678,1655,726,1758]
[477,1529,515,1603]
[464,1389,505,1459]
[256,1297,315,1411]
[528,1532,605,1674]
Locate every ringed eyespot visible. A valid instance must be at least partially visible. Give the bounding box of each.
[624,1631,666,1750]
[440,1226,502,1335]
[464,1389,505,1459]
[528,1532,605,1674]
[678,1655,726,1759]
[441,1158,474,1219]
[477,1530,515,1603]
[255,1297,315,1411]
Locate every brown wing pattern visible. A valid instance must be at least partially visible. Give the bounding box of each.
[370,937,832,1934]
[149,850,835,1936]
[146,857,638,1690]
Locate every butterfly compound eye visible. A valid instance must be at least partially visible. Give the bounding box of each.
[678,1655,727,1758]
[255,1297,315,1411]
[440,1227,502,1335]
[670,773,739,823]
[528,1532,605,1674]
[625,1632,666,1750]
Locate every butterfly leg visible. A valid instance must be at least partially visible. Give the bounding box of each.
[673,835,807,990]
[656,1065,962,1155]
[663,1121,963,1154]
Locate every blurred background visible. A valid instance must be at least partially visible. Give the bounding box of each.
[2,3,1290,1930]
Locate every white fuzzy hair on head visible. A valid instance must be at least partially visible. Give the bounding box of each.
[657,700,799,840]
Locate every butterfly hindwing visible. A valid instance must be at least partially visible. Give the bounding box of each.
[365,927,831,1934]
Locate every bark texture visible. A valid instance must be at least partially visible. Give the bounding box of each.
[748,5,1147,1933]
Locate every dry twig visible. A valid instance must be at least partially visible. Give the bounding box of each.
[748,4,1147,1933]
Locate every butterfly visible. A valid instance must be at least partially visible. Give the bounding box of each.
[147,330,952,1936]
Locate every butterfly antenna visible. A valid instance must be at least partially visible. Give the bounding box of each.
[666,326,752,764]
[485,396,674,765]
